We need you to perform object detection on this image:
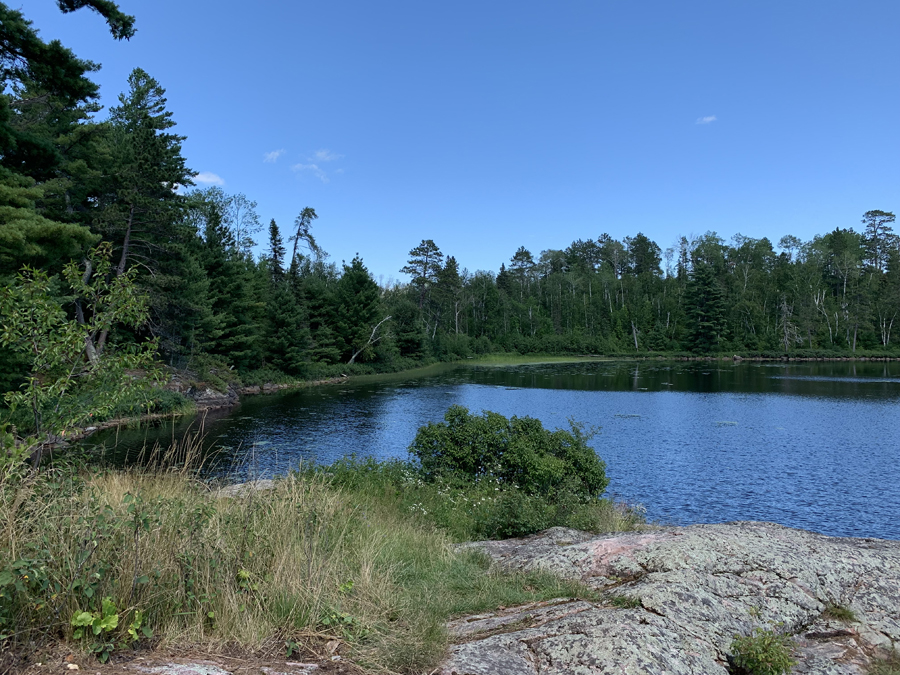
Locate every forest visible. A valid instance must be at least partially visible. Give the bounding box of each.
[2,1,899,401]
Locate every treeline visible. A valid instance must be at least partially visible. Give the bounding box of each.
[405,217,899,358]
[1,3,899,398]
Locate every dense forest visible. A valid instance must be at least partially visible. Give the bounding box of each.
[2,1,899,400]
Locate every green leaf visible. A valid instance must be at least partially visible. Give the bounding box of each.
[98,612,118,632]
[101,597,116,619]
[71,611,94,627]
[136,575,149,585]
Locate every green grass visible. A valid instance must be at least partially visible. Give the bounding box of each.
[604,594,642,609]
[467,353,612,366]
[822,603,857,623]
[0,458,613,673]
[312,456,647,542]
[870,652,900,675]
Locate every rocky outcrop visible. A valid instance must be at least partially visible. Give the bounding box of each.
[442,523,900,674]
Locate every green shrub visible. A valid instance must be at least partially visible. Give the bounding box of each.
[409,405,608,501]
[730,627,796,675]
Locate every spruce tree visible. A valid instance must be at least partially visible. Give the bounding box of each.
[334,256,381,362]
[685,261,727,352]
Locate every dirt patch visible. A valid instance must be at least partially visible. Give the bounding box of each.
[5,644,367,675]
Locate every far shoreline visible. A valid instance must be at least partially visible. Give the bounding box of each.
[68,351,900,443]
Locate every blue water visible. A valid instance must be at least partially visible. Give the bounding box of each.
[90,360,900,539]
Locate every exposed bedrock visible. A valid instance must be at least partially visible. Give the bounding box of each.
[442,522,900,674]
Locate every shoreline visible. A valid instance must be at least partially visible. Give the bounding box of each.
[68,352,900,442]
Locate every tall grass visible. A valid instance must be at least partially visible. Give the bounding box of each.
[0,457,611,672]
[316,456,647,542]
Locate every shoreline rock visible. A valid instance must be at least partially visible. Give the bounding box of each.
[443,522,900,674]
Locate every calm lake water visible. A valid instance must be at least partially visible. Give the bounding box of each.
[90,360,900,540]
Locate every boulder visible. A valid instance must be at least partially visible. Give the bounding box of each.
[442,522,900,674]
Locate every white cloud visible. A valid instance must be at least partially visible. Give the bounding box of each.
[264,149,286,163]
[291,163,329,183]
[696,115,717,125]
[195,171,224,185]
[313,149,343,162]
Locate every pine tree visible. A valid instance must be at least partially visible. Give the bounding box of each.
[685,261,727,352]
[261,219,311,374]
[334,256,382,363]
[267,219,286,280]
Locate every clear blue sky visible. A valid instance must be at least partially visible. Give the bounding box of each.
[26,0,900,282]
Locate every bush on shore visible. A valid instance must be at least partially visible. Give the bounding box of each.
[382,405,634,539]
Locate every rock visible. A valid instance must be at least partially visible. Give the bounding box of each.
[216,479,276,498]
[185,385,239,409]
[442,522,900,675]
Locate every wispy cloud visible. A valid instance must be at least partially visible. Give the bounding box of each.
[292,163,329,183]
[696,115,717,125]
[195,171,224,185]
[264,149,286,163]
[313,149,343,162]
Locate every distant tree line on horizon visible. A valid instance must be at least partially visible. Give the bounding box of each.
[1,1,898,396]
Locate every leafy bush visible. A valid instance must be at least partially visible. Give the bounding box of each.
[730,627,796,675]
[409,405,608,501]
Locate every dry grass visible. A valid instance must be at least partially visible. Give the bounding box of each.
[1,464,602,672]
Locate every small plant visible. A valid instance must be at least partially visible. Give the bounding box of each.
[730,626,796,675]
[320,609,366,639]
[71,596,119,663]
[822,603,857,623]
[606,594,642,609]
[126,609,153,644]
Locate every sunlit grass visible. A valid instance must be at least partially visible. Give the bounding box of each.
[0,461,608,672]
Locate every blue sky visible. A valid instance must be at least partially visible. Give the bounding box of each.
[26,0,900,281]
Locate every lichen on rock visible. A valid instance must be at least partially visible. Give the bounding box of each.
[442,522,900,674]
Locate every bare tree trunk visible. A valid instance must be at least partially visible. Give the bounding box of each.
[97,205,136,356]
[348,316,392,365]
[73,259,100,366]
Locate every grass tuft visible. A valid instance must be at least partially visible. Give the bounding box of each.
[605,594,642,609]
[730,626,796,675]
[869,652,900,675]
[822,603,858,623]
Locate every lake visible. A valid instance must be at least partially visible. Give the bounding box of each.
[90,359,900,540]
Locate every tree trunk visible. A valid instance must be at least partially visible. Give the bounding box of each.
[348,316,392,365]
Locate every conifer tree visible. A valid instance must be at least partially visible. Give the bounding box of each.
[334,256,382,362]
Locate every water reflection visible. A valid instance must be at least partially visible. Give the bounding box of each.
[87,360,900,540]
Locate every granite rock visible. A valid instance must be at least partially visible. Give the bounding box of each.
[442,523,900,674]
